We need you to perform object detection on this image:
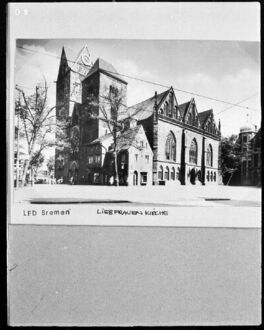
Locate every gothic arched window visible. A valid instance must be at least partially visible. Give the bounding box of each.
[165,166,169,180]
[169,93,173,117]
[188,105,196,126]
[158,165,163,180]
[206,144,213,167]
[165,132,176,161]
[189,138,198,164]
[171,167,175,180]
[164,101,169,116]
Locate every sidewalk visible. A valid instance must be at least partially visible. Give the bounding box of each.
[13,184,261,206]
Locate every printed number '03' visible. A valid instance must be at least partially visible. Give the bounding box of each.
[15,9,28,15]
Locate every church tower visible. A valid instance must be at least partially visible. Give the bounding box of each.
[55,44,93,181]
[239,115,257,185]
[80,57,127,144]
[56,45,92,119]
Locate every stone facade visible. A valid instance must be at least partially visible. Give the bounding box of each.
[55,45,222,186]
[238,124,261,186]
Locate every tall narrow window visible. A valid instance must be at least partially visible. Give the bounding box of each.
[206,144,213,167]
[189,139,198,164]
[158,165,163,180]
[165,166,169,180]
[171,167,175,180]
[188,105,196,126]
[164,102,169,116]
[168,93,173,117]
[165,132,176,161]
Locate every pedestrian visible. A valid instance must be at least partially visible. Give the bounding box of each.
[109,176,113,185]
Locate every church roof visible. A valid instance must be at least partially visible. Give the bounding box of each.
[63,46,80,69]
[177,101,191,118]
[84,58,127,84]
[88,125,142,151]
[126,90,169,121]
[198,109,213,126]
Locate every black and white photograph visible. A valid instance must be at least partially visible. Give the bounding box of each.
[7,2,261,326]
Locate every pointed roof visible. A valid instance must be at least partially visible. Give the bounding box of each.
[198,109,213,127]
[125,90,169,121]
[88,125,143,151]
[63,46,79,68]
[115,125,142,150]
[69,44,91,68]
[84,58,127,84]
[57,47,70,80]
[89,132,113,145]
[178,101,191,119]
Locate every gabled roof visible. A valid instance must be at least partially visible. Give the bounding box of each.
[178,101,191,119]
[68,44,91,69]
[84,58,127,84]
[125,90,169,121]
[115,125,142,150]
[88,125,144,151]
[89,132,113,145]
[198,109,213,127]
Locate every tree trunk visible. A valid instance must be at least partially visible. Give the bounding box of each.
[21,159,30,187]
[226,171,234,186]
[113,149,119,186]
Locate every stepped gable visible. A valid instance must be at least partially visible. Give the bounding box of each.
[84,58,127,84]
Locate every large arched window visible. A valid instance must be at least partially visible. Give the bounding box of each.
[206,144,213,167]
[189,139,198,164]
[158,165,163,180]
[165,132,176,161]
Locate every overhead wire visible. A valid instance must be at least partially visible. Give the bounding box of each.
[16,44,260,113]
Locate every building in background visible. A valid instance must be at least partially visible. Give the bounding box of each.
[238,122,261,186]
[55,45,222,186]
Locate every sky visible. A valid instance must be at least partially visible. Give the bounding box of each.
[15,38,261,139]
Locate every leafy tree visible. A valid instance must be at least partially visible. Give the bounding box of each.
[220,134,242,185]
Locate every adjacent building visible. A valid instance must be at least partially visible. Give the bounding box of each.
[55,45,222,186]
[238,123,261,186]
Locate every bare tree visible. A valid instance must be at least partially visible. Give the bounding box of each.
[30,151,45,180]
[15,80,56,186]
[84,87,144,186]
[46,155,55,176]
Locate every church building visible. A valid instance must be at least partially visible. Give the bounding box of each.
[55,45,222,186]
